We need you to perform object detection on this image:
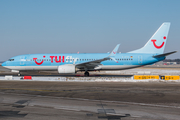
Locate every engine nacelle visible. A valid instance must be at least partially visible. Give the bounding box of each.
[58,64,76,73]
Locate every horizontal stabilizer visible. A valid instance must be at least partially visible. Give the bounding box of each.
[153,51,177,58]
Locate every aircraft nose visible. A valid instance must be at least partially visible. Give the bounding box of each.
[1,61,6,66]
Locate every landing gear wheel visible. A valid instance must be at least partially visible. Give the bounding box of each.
[84,71,89,77]
[18,72,21,76]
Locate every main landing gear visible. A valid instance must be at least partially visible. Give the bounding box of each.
[18,72,21,76]
[84,71,89,77]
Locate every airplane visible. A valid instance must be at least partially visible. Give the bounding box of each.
[1,22,177,76]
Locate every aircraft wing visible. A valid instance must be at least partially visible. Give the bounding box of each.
[75,57,109,70]
[75,44,120,70]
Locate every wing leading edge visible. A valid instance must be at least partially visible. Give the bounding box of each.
[75,44,120,70]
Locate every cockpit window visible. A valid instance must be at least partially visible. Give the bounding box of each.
[8,59,14,61]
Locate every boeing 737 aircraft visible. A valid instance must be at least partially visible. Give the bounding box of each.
[2,22,177,76]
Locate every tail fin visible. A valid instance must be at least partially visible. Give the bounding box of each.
[129,22,171,54]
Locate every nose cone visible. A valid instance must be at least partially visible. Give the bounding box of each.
[1,61,6,66]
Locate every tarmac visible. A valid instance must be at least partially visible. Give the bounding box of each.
[1,81,180,120]
[0,65,180,120]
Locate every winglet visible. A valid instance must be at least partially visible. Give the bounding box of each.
[109,44,120,57]
[108,44,120,63]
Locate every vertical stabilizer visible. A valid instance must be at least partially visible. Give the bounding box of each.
[129,22,170,54]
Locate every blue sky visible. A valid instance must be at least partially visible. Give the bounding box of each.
[0,0,180,61]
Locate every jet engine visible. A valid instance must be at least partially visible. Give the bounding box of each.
[58,64,76,73]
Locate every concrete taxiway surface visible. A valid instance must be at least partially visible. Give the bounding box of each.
[1,65,180,119]
[0,81,180,120]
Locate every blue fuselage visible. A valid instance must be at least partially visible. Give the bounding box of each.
[2,53,165,71]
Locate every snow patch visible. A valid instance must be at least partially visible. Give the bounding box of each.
[0,76,180,83]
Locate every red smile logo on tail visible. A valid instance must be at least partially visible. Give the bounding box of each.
[151,36,166,49]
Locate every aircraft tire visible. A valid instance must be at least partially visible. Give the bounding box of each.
[84,71,89,77]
